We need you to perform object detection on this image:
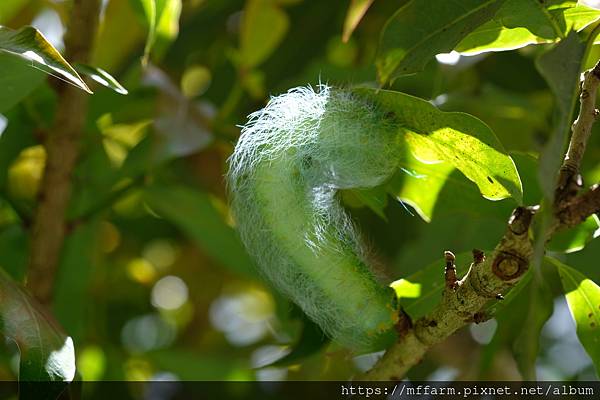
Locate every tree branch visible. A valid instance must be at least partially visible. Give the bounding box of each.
[555,62,600,206]
[556,184,600,228]
[362,207,535,380]
[26,0,101,304]
[363,59,600,381]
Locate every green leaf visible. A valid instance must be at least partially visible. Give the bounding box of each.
[512,270,554,380]
[74,63,128,95]
[0,224,28,281]
[271,316,329,367]
[390,278,422,300]
[0,268,75,398]
[386,153,454,222]
[376,0,505,82]
[136,0,157,64]
[354,87,523,203]
[342,0,374,43]
[134,0,182,63]
[240,0,289,68]
[548,215,600,253]
[387,152,533,223]
[53,222,100,343]
[478,272,534,376]
[143,185,258,279]
[457,0,600,55]
[155,0,182,51]
[342,186,389,220]
[0,25,91,93]
[550,257,600,373]
[437,85,554,153]
[0,51,45,113]
[536,31,585,199]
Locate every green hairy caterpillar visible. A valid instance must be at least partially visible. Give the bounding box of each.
[227,85,404,352]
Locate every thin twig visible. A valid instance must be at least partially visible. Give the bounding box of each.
[556,184,600,228]
[555,62,600,206]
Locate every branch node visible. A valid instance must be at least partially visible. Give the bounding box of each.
[491,251,528,281]
[473,311,487,324]
[394,308,413,337]
[507,206,536,235]
[472,249,485,264]
[426,319,438,328]
[444,250,458,290]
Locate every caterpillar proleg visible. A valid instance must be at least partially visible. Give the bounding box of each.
[227,85,403,352]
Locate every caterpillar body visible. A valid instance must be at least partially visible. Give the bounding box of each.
[227,86,404,352]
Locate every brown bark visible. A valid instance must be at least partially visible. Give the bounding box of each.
[26,0,101,304]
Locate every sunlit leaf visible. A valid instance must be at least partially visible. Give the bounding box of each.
[240,0,289,68]
[0,268,75,399]
[0,25,90,93]
[390,279,422,299]
[438,85,554,153]
[457,0,600,55]
[550,257,600,373]
[342,0,374,43]
[376,0,505,82]
[354,87,523,203]
[74,63,128,95]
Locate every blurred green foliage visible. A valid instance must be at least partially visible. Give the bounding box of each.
[0,0,599,392]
